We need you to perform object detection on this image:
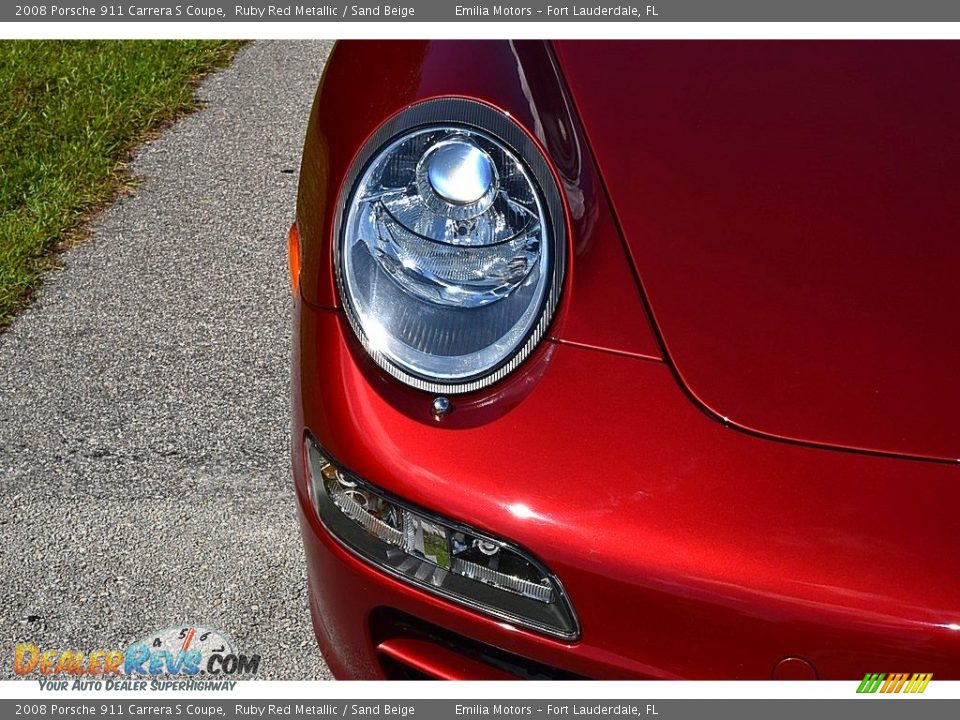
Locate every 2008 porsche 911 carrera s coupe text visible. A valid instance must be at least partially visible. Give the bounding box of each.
[288,40,960,680]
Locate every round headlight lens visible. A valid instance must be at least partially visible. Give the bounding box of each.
[336,100,565,393]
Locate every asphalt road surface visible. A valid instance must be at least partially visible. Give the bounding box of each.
[0,40,334,680]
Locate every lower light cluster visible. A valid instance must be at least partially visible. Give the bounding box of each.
[305,436,579,640]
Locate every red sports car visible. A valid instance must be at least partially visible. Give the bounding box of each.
[289,40,960,680]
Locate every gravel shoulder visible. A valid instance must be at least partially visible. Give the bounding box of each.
[0,40,334,680]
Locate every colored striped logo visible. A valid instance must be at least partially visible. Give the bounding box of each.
[857,673,933,694]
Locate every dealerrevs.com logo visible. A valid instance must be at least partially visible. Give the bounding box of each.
[14,626,260,691]
[857,673,933,694]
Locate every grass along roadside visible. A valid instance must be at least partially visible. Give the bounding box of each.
[0,40,244,329]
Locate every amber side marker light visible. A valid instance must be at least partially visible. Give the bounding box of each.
[288,222,301,296]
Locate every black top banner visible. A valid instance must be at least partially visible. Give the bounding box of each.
[7,0,960,22]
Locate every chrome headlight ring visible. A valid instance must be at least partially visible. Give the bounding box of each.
[334,98,567,395]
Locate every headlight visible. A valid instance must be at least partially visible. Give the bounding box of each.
[335,99,566,394]
[306,436,579,640]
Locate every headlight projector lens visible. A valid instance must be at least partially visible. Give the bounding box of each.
[335,99,566,394]
[422,138,497,208]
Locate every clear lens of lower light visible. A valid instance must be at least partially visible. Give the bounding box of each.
[305,437,578,639]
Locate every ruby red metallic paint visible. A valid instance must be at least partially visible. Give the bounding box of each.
[554,41,960,463]
[292,40,960,679]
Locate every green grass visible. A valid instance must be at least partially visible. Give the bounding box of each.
[0,40,244,327]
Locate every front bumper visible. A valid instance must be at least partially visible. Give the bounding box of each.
[292,301,960,680]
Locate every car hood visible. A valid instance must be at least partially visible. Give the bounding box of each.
[554,41,960,461]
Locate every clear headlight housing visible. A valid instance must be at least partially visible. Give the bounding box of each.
[336,99,566,393]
